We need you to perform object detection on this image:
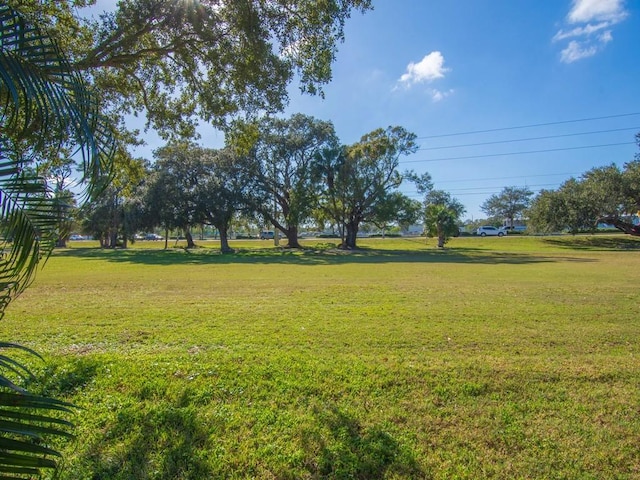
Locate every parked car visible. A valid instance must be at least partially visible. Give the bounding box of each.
[144,233,163,240]
[476,226,507,237]
[503,225,528,233]
[260,231,275,240]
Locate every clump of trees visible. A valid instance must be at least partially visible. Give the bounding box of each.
[528,160,640,235]
[82,119,424,251]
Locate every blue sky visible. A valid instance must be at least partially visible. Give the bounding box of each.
[89,0,640,220]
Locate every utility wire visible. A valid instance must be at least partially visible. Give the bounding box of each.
[447,183,558,193]
[404,182,561,196]
[429,172,579,185]
[417,127,639,151]
[401,142,636,164]
[416,112,640,139]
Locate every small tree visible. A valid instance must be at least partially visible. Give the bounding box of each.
[371,192,422,236]
[196,149,252,253]
[528,178,596,234]
[80,156,146,248]
[423,190,465,248]
[481,186,533,228]
[145,142,207,248]
[527,189,568,234]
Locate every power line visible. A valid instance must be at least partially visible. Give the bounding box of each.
[448,183,559,193]
[417,126,640,151]
[416,112,640,140]
[404,182,561,196]
[430,172,579,185]
[401,141,636,164]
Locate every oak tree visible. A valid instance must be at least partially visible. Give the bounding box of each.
[320,126,418,249]
[11,0,372,139]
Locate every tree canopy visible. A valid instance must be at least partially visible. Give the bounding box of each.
[320,126,418,249]
[528,160,640,235]
[423,190,465,248]
[481,186,533,228]
[10,0,372,139]
[242,113,339,248]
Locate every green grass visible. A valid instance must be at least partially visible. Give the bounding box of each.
[2,235,640,479]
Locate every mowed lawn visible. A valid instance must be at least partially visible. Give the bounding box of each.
[2,235,640,479]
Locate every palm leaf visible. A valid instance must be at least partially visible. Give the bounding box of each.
[0,5,117,477]
[0,5,116,193]
[0,345,77,477]
[0,4,116,310]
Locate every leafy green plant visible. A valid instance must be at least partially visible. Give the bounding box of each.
[0,343,75,478]
[0,4,115,477]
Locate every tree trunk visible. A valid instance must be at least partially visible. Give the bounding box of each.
[437,224,446,248]
[109,229,118,248]
[164,227,169,249]
[344,221,359,249]
[218,224,234,254]
[285,225,301,248]
[185,229,196,248]
[599,215,640,236]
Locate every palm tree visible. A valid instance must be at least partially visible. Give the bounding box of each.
[0,4,115,477]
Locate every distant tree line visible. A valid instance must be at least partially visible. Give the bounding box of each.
[73,128,640,250]
[469,137,640,237]
[528,156,640,235]
[75,115,428,251]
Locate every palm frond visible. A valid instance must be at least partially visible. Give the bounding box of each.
[0,5,116,478]
[0,345,75,478]
[0,3,116,311]
[0,5,116,195]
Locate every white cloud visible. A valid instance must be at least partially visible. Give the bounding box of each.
[429,88,454,102]
[560,40,598,63]
[552,21,610,41]
[598,30,613,43]
[567,0,628,23]
[554,0,628,63]
[398,51,449,86]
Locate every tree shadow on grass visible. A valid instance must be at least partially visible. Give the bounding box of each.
[53,246,594,267]
[542,235,640,251]
[74,401,213,480]
[68,394,423,480]
[302,403,425,479]
[24,356,100,397]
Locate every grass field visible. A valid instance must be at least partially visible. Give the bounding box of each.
[2,235,640,479]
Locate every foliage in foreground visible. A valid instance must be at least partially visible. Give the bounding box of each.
[0,4,114,477]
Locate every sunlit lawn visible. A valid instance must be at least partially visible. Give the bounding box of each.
[2,234,640,479]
